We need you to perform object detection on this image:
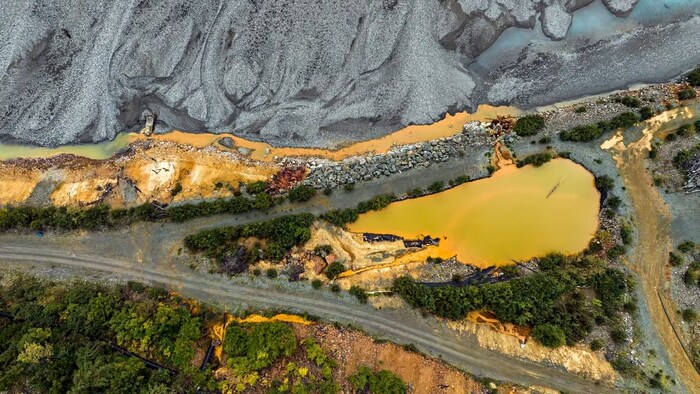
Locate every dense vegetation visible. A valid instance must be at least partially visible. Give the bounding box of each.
[392,252,633,348]
[516,151,553,168]
[513,114,545,136]
[184,214,315,273]
[321,194,396,228]
[0,276,217,393]
[689,68,700,86]
[0,192,280,232]
[288,185,317,203]
[613,96,642,108]
[348,365,406,394]
[678,88,697,101]
[560,112,640,142]
[1,275,408,393]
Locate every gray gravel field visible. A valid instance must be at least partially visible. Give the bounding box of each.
[2,0,699,148]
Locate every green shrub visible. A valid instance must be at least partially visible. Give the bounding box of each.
[325,262,347,279]
[682,308,699,323]
[677,124,696,137]
[330,284,341,293]
[314,244,333,256]
[407,188,424,198]
[678,240,696,253]
[639,106,655,120]
[266,268,278,279]
[649,144,658,159]
[170,182,183,197]
[614,96,642,108]
[311,279,323,290]
[349,366,407,394]
[224,322,297,373]
[575,106,587,113]
[246,181,268,195]
[427,181,445,193]
[610,112,640,129]
[610,325,627,344]
[344,183,355,192]
[516,151,553,168]
[322,194,397,227]
[590,339,603,351]
[595,175,615,192]
[688,68,700,86]
[678,88,697,101]
[560,124,603,142]
[620,223,633,245]
[184,213,314,266]
[684,262,700,286]
[323,187,333,196]
[513,114,545,136]
[349,286,369,304]
[538,136,552,144]
[532,324,566,348]
[288,185,316,203]
[606,195,622,211]
[669,252,683,267]
[607,245,626,260]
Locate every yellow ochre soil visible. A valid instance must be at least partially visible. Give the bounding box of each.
[0,140,277,207]
[447,319,619,385]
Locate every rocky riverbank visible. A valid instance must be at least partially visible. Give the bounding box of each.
[300,82,694,191]
[301,123,494,189]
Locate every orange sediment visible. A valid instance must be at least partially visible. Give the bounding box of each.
[135,105,520,162]
[348,159,600,267]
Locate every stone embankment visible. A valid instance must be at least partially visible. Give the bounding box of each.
[301,123,494,189]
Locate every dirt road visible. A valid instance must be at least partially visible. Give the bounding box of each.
[0,243,616,394]
[614,132,700,393]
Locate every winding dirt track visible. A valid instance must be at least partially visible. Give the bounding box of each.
[616,141,700,393]
[0,244,615,394]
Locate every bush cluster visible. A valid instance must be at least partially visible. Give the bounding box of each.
[0,277,215,393]
[560,112,639,142]
[349,365,406,394]
[392,253,631,348]
[513,115,545,136]
[184,213,315,268]
[321,194,396,227]
[613,96,642,108]
[689,68,700,86]
[288,185,316,203]
[516,151,553,168]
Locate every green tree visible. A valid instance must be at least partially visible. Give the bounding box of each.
[513,115,545,136]
[532,324,566,348]
[349,366,406,394]
[678,88,697,100]
[325,262,347,279]
[226,322,297,373]
[688,68,700,86]
[288,185,317,203]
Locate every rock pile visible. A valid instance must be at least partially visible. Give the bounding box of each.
[303,123,491,189]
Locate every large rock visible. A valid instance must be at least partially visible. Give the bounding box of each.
[541,2,573,40]
[602,0,640,17]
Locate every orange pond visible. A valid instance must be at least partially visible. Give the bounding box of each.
[0,105,519,161]
[348,159,600,267]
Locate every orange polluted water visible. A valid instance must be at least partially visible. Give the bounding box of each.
[0,105,518,162]
[348,159,600,267]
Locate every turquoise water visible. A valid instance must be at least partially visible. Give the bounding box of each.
[476,0,700,67]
